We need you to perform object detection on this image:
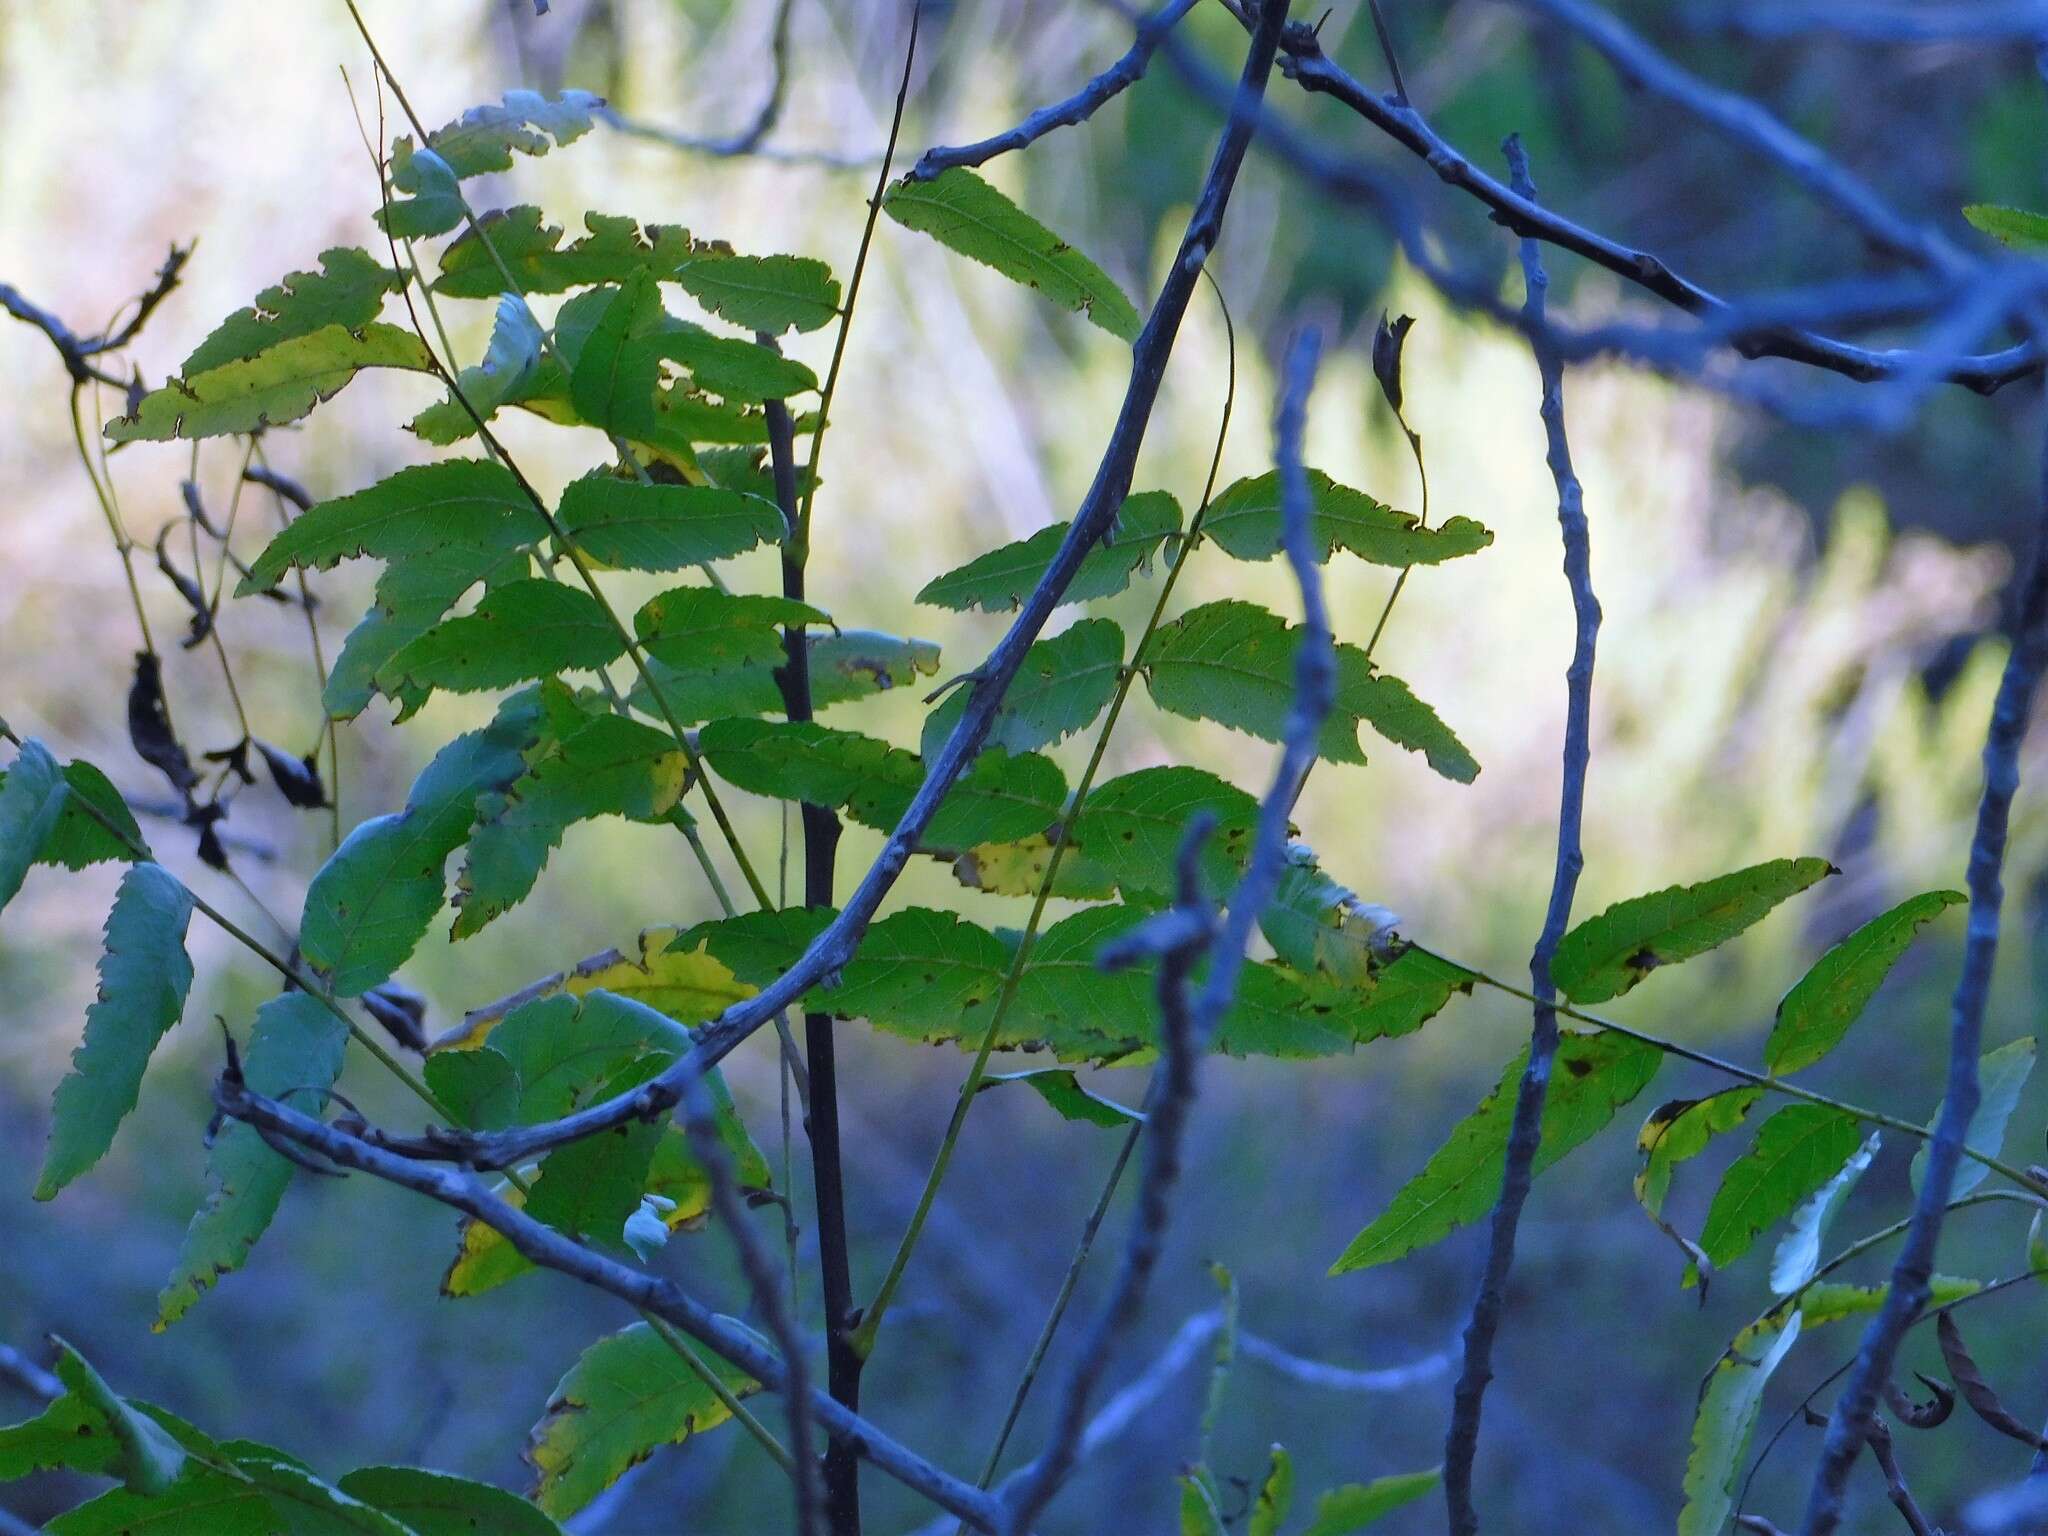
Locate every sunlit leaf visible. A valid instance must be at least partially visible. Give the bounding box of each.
[107,323,436,442]
[1964,203,2048,251]
[183,248,404,376]
[1766,890,1965,1073]
[1552,858,1836,1005]
[1697,1105,1865,1272]
[883,167,1141,340]
[671,249,841,333]
[627,629,940,724]
[434,208,698,298]
[36,863,196,1198]
[525,1322,757,1518]
[1144,600,1477,780]
[382,579,624,694]
[1204,469,1492,567]
[916,491,1181,612]
[158,993,349,1325]
[556,473,782,571]
[1329,1032,1661,1273]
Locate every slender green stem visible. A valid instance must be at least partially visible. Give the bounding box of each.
[1362,413,1427,659]
[68,389,161,665]
[1425,945,2048,1197]
[851,277,1240,1359]
[642,1314,793,1471]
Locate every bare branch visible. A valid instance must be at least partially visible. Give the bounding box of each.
[212,1076,1006,1533]
[1703,0,2048,45]
[911,0,1200,179]
[1800,392,2048,1536]
[1442,135,1601,1536]
[0,1343,61,1405]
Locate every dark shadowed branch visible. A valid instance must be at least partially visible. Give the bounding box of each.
[1441,136,1602,1536]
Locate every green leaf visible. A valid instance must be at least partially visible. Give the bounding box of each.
[921,617,1124,760]
[434,208,700,298]
[1330,1032,1662,1273]
[484,990,695,1121]
[338,1466,565,1536]
[0,738,69,914]
[1697,1105,1866,1272]
[1299,1469,1442,1535]
[1249,1447,1294,1536]
[633,587,827,672]
[241,459,535,594]
[1769,1131,1880,1296]
[382,579,624,694]
[1328,946,1474,1042]
[1767,890,1966,1073]
[237,1455,418,1535]
[1634,1088,1764,1221]
[525,1322,758,1518]
[107,323,436,442]
[1912,1035,2036,1199]
[183,248,403,376]
[1143,600,1477,779]
[20,760,149,869]
[698,718,1065,847]
[1180,1475,1228,1536]
[1552,858,1836,1005]
[1204,469,1492,567]
[638,325,818,402]
[301,691,543,995]
[557,474,782,571]
[158,992,349,1325]
[1680,1313,1802,1536]
[455,712,689,938]
[392,88,603,186]
[327,546,534,720]
[883,167,1141,341]
[43,1340,188,1494]
[975,1068,1142,1127]
[1260,848,1397,986]
[671,249,842,334]
[569,273,664,436]
[1964,203,2048,250]
[377,146,465,239]
[46,1467,275,1534]
[916,491,1181,612]
[627,629,941,724]
[1797,1275,1982,1328]
[36,863,196,1198]
[520,1059,667,1244]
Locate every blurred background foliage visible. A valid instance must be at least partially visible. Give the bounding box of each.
[5,0,2048,1531]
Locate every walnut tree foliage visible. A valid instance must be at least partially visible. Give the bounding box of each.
[8,6,2048,1536]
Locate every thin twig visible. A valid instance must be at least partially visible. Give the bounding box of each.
[1442,135,1600,1536]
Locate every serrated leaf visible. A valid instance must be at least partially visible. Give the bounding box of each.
[238,1455,418,1535]
[240,459,533,595]
[1143,600,1477,779]
[338,1466,565,1536]
[455,712,688,938]
[520,1058,667,1243]
[382,579,624,693]
[671,249,841,333]
[949,832,1118,899]
[0,738,69,913]
[1299,1469,1442,1535]
[107,323,436,442]
[1330,1032,1661,1273]
[637,324,818,402]
[1767,890,1966,1073]
[37,863,196,1198]
[46,1466,275,1534]
[1964,203,2048,251]
[1059,765,1260,898]
[1552,858,1836,1005]
[1680,1313,1802,1536]
[1697,1105,1866,1273]
[44,1340,188,1495]
[627,629,941,724]
[301,691,543,995]
[1770,1131,1880,1295]
[1796,1274,1982,1327]
[392,88,603,187]
[883,167,1141,340]
[525,1322,757,1518]
[569,273,663,436]
[632,587,826,672]
[1912,1035,2035,1199]
[183,248,404,376]
[6,759,149,870]
[1181,1475,1228,1536]
[1259,847,1398,986]
[975,1067,1142,1127]
[916,491,1181,612]
[1321,946,1475,1043]
[921,617,1123,760]
[1204,469,1492,567]
[327,546,534,720]
[158,992,349,1325]
[378,147,465,239]
[556,474,782,571]
[434,208,700,298]
[698,717,1065,847]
